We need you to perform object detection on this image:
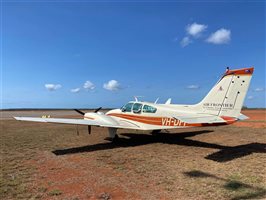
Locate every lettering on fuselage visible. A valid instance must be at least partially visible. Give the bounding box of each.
[203,103,233,110]
[162,117,186,127]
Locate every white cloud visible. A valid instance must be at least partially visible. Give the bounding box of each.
[247,96,254,100]
[45,84,62,91]
[186,23,207,37]
[206,28,231,44]
[254,87,265,92]
[186,85,200,89]
[103,80,121,91]
[83,81,95,90]
[70,88,80,93]
[180,36,192,47]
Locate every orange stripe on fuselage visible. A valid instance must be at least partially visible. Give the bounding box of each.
[107,113,162,125]
[107,113,236,127]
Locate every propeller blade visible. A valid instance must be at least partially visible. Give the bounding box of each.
[94,107,102,113]
[88,125,91,134]
[76,125,79,136]
[74,109,85,115]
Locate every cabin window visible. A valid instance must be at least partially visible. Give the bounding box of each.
[121,103,133,112]
[133,103,143,114]
[143,105,157,113]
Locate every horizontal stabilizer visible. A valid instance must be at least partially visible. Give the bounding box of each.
[237,113,249,121]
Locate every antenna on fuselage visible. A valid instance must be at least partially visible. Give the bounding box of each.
[133,96,144,102]
[165,98,172,105]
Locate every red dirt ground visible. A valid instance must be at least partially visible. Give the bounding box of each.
[28,148,172,200]
[25,110,266,199]
[1,109,266,200]
[233,110,266,128]
[28,152,142,199]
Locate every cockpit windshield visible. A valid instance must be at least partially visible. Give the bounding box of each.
[132,103,142,114]
[121,102,156,114]
[143,105,157,113]
[121,103,133,112]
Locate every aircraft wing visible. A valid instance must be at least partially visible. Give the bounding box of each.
[13,116,136,129]
[14,117,100,126]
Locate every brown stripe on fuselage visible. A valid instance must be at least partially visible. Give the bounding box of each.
[107,113,237,127]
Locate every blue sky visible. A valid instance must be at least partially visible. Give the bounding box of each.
[2,1,265,109]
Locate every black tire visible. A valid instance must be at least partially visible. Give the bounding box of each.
[111,134,120,143]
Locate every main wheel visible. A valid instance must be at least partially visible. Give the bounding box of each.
[111,134,119,143]
[104,134,119,142]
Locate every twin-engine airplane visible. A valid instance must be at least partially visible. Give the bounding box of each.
[15,67,254,141]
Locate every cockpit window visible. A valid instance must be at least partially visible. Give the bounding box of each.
[121,103,133,112]
[143,105,157,113]
[132,103,142,114]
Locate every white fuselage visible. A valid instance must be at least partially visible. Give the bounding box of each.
[84,101,231,131]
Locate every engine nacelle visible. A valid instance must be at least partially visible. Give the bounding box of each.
[84,112,120,126]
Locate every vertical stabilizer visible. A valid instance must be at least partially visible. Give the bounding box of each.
[196,67,254,118]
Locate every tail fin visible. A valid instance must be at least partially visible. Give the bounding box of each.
[196,67,254,118]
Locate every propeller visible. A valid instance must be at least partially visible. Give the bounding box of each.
[74,109,85,115]
[94,107,102,113]
[88,125,91,134]
[73,107,102,135]
[76,125,79,136]
[74,107,102,115]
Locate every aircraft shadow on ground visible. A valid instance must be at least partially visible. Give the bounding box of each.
[183,170,266,200]
[52,130,266,163]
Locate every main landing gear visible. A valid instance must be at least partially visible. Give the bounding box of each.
[105,128,119,142]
